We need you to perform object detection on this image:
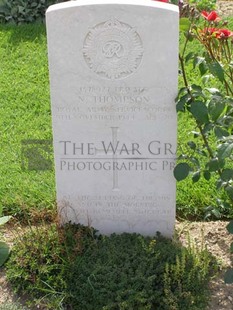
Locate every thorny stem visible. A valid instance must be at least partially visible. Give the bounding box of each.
[226,40,231,62]
[181,34,190,59]
[230,67,233,82]
[179,48,223,176]
[179,54,190,90]
[179,54,215,158]
[223,75,233,96]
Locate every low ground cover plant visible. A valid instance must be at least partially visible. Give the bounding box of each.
[6,222,215,309]
[0,204,11,266]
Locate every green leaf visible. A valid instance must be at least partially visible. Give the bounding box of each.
[184,31,194,41]
[192,171,201,183]
[204,206,221,219]
[185,52,194,64]
[212,208,221,218]
[220,201,231,210]
[0,216,11,226]
[196,150,207,157]
[224,116,233,128]
[176,94,191,112]
[217,143,233,159]
[0,4,9,14]
[199,61,208,76]
[179,18,191,32]
[206,88,221,94]
[18,5,24,13]
[187,141,196,150]
[190,101,209,124]
[226,220,233,234]
[208,100,225,121]
[177,87,188,97]
[202,75,211,84]
[224,269,233,284]
[207,158,219,172]
[226,186,233,200]
[203,123,214,135]
[0,205,2,217]
[216,179,224,190]
[173,163,190,181]
[208,61,224,83]
[176,100,185,112]
[0,241,10,267]
[191,84,202,93]
[230,242,233,253]
[221,135,233,142]
[203,170,211,180]
[214,126,229,139]
[189,157,200,167]
[221,169,233,182]
[193,56,205,68]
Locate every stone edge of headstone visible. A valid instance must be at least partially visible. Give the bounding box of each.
[46,0,179,14]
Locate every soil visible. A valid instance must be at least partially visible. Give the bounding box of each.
[217,1,233,16]
[1,220,233,309]
[177,221,233,310]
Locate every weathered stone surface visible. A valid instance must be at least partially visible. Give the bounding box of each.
[46,0,179,237]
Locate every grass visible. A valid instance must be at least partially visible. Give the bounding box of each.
[0,17,233,220]
[0,25,55,219]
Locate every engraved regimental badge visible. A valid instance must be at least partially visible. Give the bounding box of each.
[83,18,143,80]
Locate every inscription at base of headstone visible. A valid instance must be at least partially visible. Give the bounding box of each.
[46,0,179,237]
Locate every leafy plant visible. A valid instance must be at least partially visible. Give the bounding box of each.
[188,0,216,11]
[6,223,215,309]
[0,0,64,24]
[0,205,11,266]
[175,9,233,281]
[175,11,233,215]
[6,223,97,309]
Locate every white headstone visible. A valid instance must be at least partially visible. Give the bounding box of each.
[46,0,179,237]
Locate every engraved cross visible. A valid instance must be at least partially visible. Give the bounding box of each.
[95,127,120,191]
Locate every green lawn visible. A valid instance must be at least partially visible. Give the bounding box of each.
[0,20,232,220]
[0,25,55,218]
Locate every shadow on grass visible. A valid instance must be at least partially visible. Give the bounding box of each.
[0,24,46,46]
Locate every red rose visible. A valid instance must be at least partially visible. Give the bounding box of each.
[201,27,233,39]
[154,0,169,2]
[201,11,220,22]
[216,28,233,39]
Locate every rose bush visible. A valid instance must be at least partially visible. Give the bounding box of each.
[176,8,233,282]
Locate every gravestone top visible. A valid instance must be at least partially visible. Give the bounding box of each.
[47,0,179,12]
[46,0,179,237]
